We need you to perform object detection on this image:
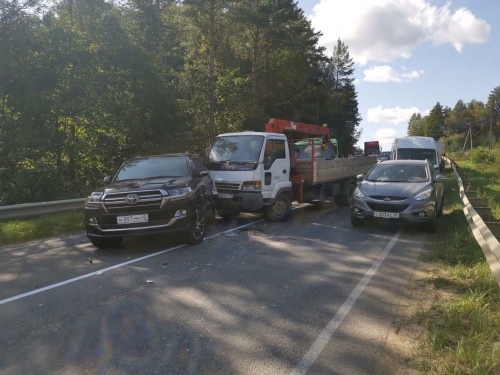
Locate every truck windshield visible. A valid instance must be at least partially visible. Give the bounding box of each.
[209,135,264,162]
[397,148,436,164]
[115,156,189,181]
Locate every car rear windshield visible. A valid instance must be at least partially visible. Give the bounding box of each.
[115,156,189,181]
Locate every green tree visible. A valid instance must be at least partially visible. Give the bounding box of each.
[316,39,361,154]
[407,113,423,136]
[422,102,446,138]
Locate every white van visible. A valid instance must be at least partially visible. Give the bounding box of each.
[391,136,439,171]
[435,140,445,171]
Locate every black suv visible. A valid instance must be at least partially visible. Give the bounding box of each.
[85,152,214,248]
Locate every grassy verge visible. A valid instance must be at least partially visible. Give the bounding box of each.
[414,163,500,374]
[450,145,500,220]
[0,210,85,247]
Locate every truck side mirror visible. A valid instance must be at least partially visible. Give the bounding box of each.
[103,175,113,185]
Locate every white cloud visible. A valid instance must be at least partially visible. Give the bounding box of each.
[310,0,490,64]
[375,128,398,145]
[363,65,424,82]
[367,105,427,124]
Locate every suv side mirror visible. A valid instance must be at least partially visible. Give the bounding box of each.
[103,175,113,185]
[356,174,364,181]
[197,167,208,177]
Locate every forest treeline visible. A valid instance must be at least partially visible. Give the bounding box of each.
[407,86,500,152]
[0,0,362,205]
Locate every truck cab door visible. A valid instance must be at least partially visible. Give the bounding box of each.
[261,138,289,198]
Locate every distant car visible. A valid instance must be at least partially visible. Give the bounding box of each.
[350,160,445,232]
[378,151,391,161]
[85,152,215,248]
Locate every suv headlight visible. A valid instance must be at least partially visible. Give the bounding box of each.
[413,188,432,201]
[354,187,365,199]
[86,192,103,204]
[166,187,193,199]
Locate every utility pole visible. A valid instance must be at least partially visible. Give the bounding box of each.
[490,101,499,150]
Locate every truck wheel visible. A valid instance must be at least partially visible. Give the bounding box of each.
[216,206,240,221]
[89,236,123,249]
[186,205,207,244]
[266,194,292,222]
[346,183,356,206]
[337,183,356,206]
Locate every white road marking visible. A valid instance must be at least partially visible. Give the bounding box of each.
[0,219,264,306]
[290,229,402,375]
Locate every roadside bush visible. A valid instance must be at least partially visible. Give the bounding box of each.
[470,147,496,165]
[441,134,466,153]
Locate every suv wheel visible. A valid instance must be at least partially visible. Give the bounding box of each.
[437,195,444,217]
[351,216,363,227]
[89,236,123,249]
[186,206,207,244]
[424,208,437,233]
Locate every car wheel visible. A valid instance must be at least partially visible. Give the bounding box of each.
[437,194,444,217]
[351,216,363,227]
[186,205,207,244]
[266,193,292,222]
[424,208,437,233]
[89,236,123,249]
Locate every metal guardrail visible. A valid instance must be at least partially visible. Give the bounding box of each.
[0,198,86,221]
[449,159,500,287]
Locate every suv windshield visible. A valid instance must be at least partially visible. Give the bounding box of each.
[209,135,264,162]
[115,156,189,181]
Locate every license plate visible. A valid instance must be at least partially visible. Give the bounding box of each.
[374,212,399,219]
[218,193,233,199]
[117,214,149,224]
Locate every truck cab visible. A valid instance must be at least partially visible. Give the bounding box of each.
[207,132,292,221]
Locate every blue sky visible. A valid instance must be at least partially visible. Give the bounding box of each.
[296,0,499,151]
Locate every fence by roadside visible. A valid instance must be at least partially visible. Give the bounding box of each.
[0,198,85,221]
[448,158,500,287]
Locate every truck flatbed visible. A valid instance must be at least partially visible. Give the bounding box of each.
[294,156,377,185]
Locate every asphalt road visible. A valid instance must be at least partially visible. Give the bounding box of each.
[0,204,428,375]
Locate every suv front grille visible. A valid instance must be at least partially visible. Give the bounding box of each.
[103,190,164,214]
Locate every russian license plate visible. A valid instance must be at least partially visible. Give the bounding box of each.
[218,193,233,199]
[117,214,149,224]
[374,211,399,219]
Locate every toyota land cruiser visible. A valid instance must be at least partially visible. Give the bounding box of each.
[84,152,214,248]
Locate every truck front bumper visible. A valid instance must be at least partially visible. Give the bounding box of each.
[215,190,263,210]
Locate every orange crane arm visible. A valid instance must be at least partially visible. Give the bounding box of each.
[265,118,331,137]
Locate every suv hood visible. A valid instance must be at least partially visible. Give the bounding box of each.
[103,176,191,192]
[360,181,430,198]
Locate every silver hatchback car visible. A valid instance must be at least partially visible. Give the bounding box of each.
[351,160,445,232]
